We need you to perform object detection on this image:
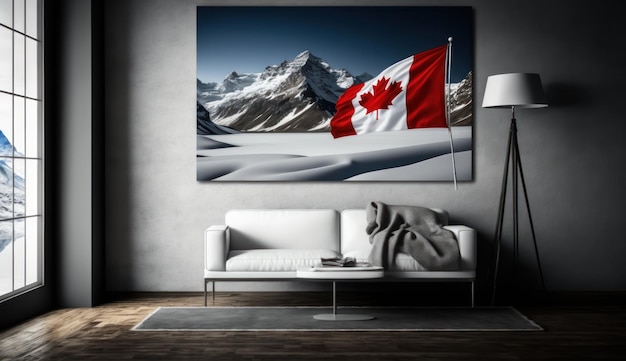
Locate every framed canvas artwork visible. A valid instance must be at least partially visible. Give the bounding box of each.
[197,6,473,181]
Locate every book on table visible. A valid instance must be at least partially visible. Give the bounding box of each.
[321,256,358,267]
[313,257,383,271]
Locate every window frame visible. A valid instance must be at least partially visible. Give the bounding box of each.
[0,0,44,303]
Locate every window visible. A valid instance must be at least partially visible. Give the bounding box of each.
[0,0,43,301]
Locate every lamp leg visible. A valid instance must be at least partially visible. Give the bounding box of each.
[511,120,520,286]
[513,138,547,292]
[490,118,515,306]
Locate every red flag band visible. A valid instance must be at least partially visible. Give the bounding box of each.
[331,45,448,138]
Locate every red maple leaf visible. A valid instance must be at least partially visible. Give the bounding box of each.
[359,76,403,120]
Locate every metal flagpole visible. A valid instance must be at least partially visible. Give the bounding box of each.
[446,37,458,190]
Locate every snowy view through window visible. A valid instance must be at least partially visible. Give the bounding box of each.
[0,0,42,300]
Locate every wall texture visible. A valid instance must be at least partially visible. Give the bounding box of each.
[104,0,626,293]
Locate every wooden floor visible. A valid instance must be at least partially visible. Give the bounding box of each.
[1,291,625,360]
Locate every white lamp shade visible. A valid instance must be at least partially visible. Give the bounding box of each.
[482,73,548,108]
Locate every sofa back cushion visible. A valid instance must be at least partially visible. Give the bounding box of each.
[340,208,449,256]
[225,209,340,252]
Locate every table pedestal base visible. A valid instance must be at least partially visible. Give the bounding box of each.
[313,314,375,321]
[314,281,376,321]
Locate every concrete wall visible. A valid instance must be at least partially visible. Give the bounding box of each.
[104,0,626,293]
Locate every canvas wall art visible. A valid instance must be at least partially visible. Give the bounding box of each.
[197,6,473,181]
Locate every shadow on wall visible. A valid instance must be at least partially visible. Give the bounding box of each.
[544,82,593,107]
[104,2,134,291]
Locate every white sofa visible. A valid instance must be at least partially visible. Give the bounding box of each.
[204,209,477,306]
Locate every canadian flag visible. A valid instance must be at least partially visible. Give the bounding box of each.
[331,45,448,138]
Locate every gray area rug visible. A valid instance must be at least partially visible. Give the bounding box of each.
[133,307,542,331]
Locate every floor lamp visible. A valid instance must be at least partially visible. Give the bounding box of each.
[482,73,548,306]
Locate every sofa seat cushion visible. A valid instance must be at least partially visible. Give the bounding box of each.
[392,253,428,271]
[342,250,430,271]
[226,249,342,272]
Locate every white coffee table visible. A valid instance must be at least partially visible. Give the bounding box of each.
[296,265,384,321]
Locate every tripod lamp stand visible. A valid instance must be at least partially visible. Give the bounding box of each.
[482,73,548,305]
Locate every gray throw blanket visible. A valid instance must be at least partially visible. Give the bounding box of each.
[366,202,460,270]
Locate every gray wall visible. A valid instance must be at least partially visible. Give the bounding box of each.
[56,0,105,307]
[104,0,626,293]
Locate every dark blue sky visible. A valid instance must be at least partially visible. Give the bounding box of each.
[197,6,472,84]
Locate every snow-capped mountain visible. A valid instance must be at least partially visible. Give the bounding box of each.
[0,130,17,156]
[197,71,258,105]
[448,71,473,126]
[197,101,239,135]
[0,130,25,254]
[198,50,373,133]
[197,51,472,134]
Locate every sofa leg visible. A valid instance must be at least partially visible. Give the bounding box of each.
[204,280,217,306]
[203,280,217,306]
[471,281,475,308]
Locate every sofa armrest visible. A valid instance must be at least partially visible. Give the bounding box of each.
[204,225,230,272]
[444,225,477,271]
